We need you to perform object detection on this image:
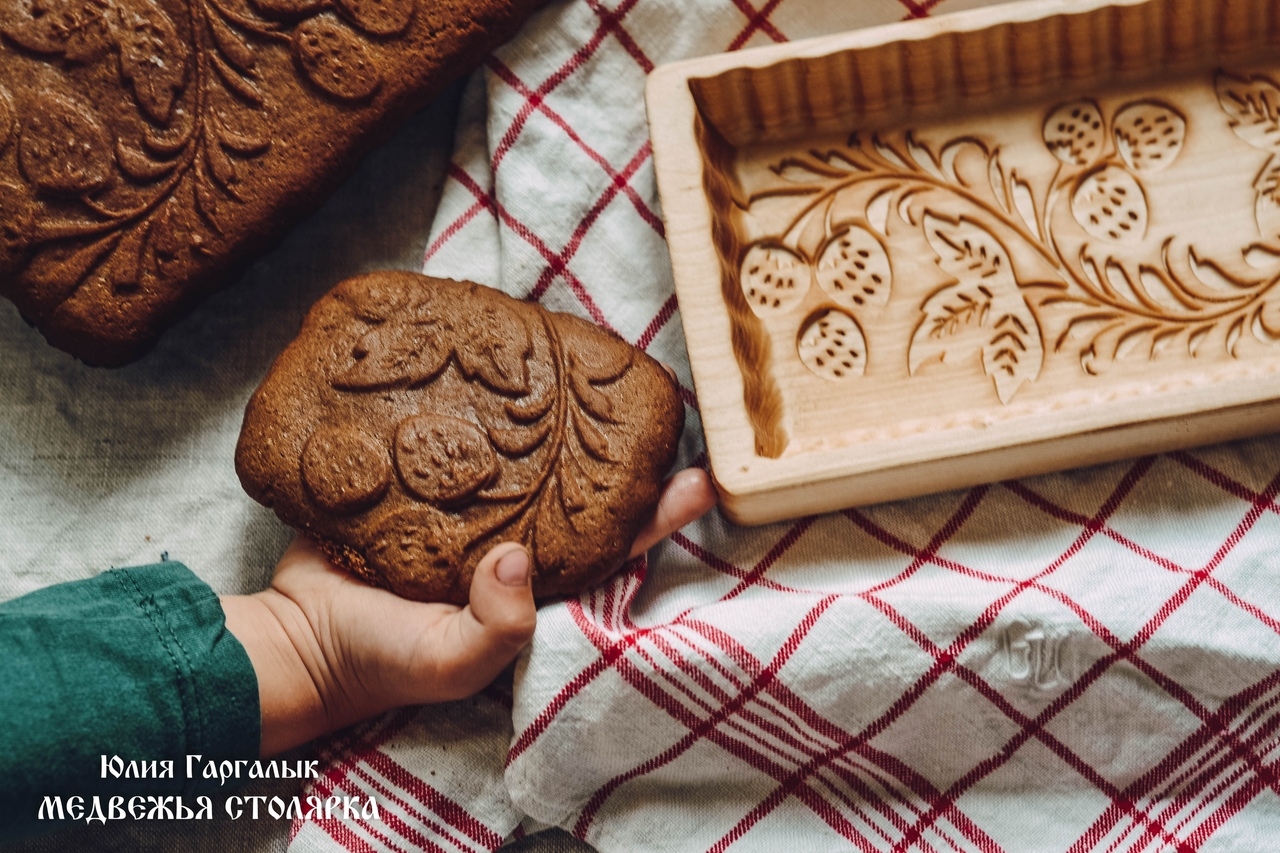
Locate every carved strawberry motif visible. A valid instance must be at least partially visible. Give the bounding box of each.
[293,15,382,101]
[18,92,113,194]
[1043,100,1104,167]
[1072,165,1147,243]
[1113,101,1186,173]
[814,224,891,310]
[797,308,866,381]
[740,242,810,316]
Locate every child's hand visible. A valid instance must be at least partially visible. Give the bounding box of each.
[222,468,717,756]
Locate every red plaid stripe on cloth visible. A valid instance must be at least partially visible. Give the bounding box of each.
[288,1,1280,850]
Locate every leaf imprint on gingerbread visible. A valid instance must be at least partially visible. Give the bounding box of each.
[454,300,532,395]
[115,1,188,124]
[332,320,451,390]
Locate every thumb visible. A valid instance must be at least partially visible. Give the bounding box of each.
[432,543,538,700]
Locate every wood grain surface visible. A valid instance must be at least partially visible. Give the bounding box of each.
[648,0,1280,523]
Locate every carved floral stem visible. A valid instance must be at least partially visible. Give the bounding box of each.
[762,164,1280,327]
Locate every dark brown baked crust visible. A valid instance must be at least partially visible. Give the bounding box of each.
[235,272,686,604]
[0,0,549,365]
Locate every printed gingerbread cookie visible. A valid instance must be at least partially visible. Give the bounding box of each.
[235,272,685,603]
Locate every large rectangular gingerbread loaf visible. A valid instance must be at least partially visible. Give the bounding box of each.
[0,0,548,365]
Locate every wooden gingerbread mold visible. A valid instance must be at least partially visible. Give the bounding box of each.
[648,0,1280,524]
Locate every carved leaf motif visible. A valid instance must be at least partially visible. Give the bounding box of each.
[557,466,588,516]
[204,137,238,191]
[565,327,632,384]
[772,156,844,184]
[215,122,271,157]
[115,0,187,123]
[569,371,613,422]
[334,0,414,36]
[332,321,452,389]
[1256,155,1280,242]
[1216,72,1280,154]
[293,15,382,102]
[211,50,264,104]
[101,219,151,291]
[906,134,945,181]
[23,232,121,306]
[573,408,613,463]
[206,8,256,74]
[504,380,554,423]
[18,92,113,194]
[911,214,1043,404]
[533,474,570,564]
[457,306,640,554]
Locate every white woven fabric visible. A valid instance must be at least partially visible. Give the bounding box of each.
[288,1,1280,851]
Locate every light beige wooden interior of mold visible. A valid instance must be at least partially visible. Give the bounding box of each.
[647,0,1280,524]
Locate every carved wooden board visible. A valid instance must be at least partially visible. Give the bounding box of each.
[648,0,1280,524]
[0,0,547,365]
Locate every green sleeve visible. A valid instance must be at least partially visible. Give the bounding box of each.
[0,562,261,841]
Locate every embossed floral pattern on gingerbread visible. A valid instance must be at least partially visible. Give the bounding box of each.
[235,273,684,605]
[727,69,1280,452]
[0,0,388,301]
[0,0,547,364]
